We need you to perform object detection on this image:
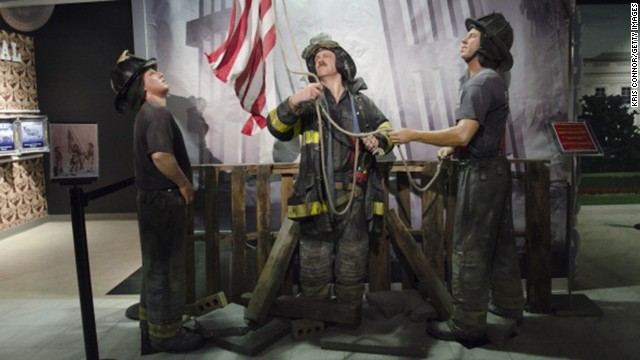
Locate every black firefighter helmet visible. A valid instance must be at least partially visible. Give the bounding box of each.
[110,50,158,113]
[301,33,357,82]
[465,12,513,72]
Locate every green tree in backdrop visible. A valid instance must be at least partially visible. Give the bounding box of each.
[580,94,640,173]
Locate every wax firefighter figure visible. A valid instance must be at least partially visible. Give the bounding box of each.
[111,51,203,353]
[425,13,524,341]
[267,34,393,303]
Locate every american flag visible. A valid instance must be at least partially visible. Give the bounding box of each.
[207,0,276,136]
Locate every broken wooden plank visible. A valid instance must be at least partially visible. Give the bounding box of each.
[244,217,299,324]
[196,302,290,356]
[386,209,453,320]
[212,318,289,356]
[242,292,361,325]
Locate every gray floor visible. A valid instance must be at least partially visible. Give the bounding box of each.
[0,205,639,360]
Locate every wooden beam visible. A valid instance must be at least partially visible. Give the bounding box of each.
[525,161,552,313]
[255,165,271,275]
[245,217,300,324]
[185,199,196,304]
[231,166,247,303]
[204,166,220,294]
[421,162,445,282]
[386,209,453,320]
[242,293,361,325]
[395,171,415,290]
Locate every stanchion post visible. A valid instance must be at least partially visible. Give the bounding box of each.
[68,186,100,360]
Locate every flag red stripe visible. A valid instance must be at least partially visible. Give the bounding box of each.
[236,36,263,104]
[210,0,254,82]
[208,0,275,135]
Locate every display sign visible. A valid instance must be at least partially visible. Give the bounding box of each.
[49,123,99,182]
[17,117,48,153]
[19,118,45,149]
[0,119,17,155]
[550,122,601,154]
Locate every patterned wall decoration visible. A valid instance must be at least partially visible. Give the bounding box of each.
[0,30,38,112]
[0,157,47,231]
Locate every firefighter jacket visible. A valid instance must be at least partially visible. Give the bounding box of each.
[267,78,393,235]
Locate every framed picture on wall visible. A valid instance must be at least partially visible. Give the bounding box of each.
[17,116,49,154]
[49,123,98,183]
[0,119,18,156]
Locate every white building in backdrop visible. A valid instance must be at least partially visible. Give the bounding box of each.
[578,52,640,125]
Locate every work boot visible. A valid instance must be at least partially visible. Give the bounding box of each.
[426,319,485,342]
[125,302,140,320]
[150,328,205,353]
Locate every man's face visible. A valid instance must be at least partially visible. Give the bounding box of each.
[143,68,169,97]
[461,28,481,62]
[314,49,339,79]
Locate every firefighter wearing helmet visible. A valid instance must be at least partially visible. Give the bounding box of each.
[389,12,524,342]
[266,34,393,304]
[111,51,202,353]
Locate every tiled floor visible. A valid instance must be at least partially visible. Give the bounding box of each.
[0,205,639,360]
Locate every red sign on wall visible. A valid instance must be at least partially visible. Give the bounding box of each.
[551,122,600,153]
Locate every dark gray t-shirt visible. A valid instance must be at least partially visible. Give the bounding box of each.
[133,101,192,190]
[454,68,509,158]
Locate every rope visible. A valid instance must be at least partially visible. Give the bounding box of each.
[395,145,448,193]
[274,0,445,216]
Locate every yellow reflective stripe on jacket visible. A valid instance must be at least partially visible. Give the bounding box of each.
[377,120,393,153]
[301,130,319,145]
[269,108,293,133]
[288,200,383,218]
[373,201,384,215]
[288,201,328,218]
[269,108,302,137]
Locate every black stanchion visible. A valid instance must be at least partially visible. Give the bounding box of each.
[63,177,134,360]
[69,186,100,360]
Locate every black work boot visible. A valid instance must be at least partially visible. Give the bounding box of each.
[426,319,485,342]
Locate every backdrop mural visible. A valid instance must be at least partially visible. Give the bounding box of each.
[133,0,574,252]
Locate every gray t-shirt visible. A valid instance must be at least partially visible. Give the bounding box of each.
[454,68,509,158]
[133,101,192,190]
